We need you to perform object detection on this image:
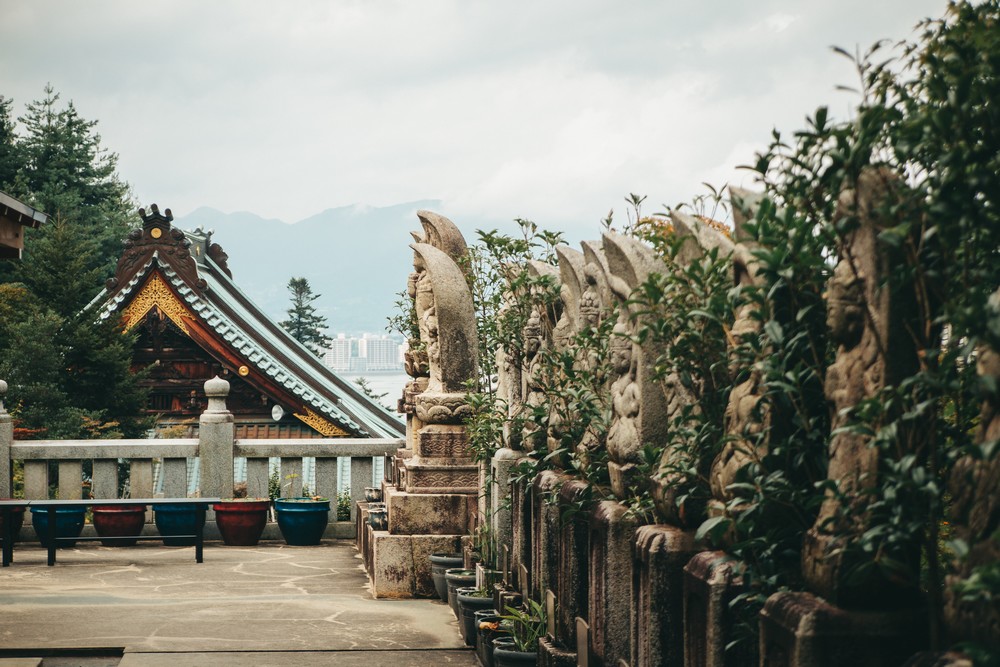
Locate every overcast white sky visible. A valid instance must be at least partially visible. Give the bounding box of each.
[1,0,946,235]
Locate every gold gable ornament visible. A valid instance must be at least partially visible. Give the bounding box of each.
[121,273,194,335]
[293,408,349,437]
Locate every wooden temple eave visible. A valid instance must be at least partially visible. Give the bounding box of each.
[121,270,355,438]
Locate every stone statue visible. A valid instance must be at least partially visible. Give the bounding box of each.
[411,241,479,423]
[802,168,922,607]
[943,288,1000,650]
[706,188,770,506]
[542,246,587,466]
[575,240,614,465]
[520,261,560,452]
[648,212,736,525]
[602,232,672,500]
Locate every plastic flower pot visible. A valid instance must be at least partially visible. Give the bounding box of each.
[213,498,270,546]
[274,497,330,546]
[30,506,86,548]
[92,504,147,546]
[430,552,464,602]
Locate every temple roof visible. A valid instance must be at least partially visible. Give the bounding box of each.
[91,204,404,439]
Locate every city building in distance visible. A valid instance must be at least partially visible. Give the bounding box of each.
[323,333,406,373]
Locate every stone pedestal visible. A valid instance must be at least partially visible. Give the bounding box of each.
[491,447,521,569]
[554,479,591,650]
[683,551,755,667]
[540,636,577,667]
[633,524,699,667]
[511,475,533,594]
[370,531,464,599]
[588,500,639,667]
[532,470,564,602]
[385,485,475,535]
[760,591,926,667]
[403,423,478,494]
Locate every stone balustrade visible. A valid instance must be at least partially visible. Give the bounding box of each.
[0,377,403,536]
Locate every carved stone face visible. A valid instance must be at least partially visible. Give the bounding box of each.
[580,286,601,328]
[610,322,632,375]
[523,310,543,358]
[826,260,865,347]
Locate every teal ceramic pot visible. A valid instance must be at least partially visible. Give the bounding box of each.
[30,506,86,548]
[274,497,330,546]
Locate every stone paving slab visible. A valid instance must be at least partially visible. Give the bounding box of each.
[0,540,475,665]
[117,649,475,666]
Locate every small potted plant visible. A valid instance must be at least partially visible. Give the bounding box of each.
[456,584,496,647]
[493,598,545,666]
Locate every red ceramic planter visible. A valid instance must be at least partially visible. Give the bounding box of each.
[92,505,147,546]
[213,499,270,546]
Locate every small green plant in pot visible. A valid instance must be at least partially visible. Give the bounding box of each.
[493,598,545,666]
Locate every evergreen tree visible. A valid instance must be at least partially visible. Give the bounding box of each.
[16,84,134,275]
[280,277,332,355]
[0,95,20,191]
[0,86,148,439]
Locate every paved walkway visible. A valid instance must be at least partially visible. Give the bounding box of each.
[0,540,476,666]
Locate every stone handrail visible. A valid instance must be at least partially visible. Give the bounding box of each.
[0,378,403,526]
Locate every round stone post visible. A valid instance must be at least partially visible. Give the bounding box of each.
[199,376,235,499]
[0,380,11,498]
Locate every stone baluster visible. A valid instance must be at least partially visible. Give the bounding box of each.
[0,380,11,498]
[199,376,235,500]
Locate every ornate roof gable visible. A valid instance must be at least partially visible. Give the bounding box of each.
[106,204,204,295]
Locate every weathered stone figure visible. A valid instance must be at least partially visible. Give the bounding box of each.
[520,261,560,452]
[544,246,586,466]
[576,240,613,465]
[601,231,671,500]
[705,188,770,508]
[943,288,1000,652]
[802,168,922,606]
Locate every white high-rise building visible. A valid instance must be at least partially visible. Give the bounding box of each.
[323,334,352,372]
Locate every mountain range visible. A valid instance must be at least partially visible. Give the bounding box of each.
[173,201,443,336]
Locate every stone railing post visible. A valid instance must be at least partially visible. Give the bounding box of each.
[199,376,234,499]
[0,380,11,498]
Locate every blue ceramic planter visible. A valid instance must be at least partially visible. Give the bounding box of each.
[30,506,86,548]
[153,503,204,546]
[274,497,330,546]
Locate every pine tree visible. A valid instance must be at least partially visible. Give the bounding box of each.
[280,277,332,355]
[0,86,148,439]
[0,95,20,191]
[16,84,134,275]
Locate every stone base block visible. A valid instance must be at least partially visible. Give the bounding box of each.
[404,457,479,494]
[902,652,973,667]
[760,591,926,667]
[684,551,755,667]
[539,636,577,667]
[633,524,698,667]
[589,500,639,667]
[554,479,590,647]
[370,532,464,599]
[386,486,475,535]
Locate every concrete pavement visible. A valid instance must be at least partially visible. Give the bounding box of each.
[0,540,476,666]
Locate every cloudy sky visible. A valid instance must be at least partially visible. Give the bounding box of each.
[2,0,946,236]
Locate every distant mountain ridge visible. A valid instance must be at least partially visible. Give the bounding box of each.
[173,200,443,335]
